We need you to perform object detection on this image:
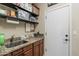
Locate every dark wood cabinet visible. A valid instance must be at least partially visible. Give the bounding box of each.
[33,41,40,56]
[23,44,33,56]
[33,39,44,56]
[23,44,32,52]
[12,48,23,56]
[34,45,40,56]
[24,49,33,56]
[4,39,44,56]
[40,43,44,56]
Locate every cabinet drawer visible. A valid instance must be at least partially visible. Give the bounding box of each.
[12,48,23,55]
[34,41,40,46]
[23,44,32,52]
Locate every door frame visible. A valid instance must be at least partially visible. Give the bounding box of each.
[44,3,72,56]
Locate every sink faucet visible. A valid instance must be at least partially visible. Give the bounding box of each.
[10,35,15,43]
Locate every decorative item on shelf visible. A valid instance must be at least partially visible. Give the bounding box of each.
[17,9,23,19]
[0,33,5,46]
[32,4,39,15]
[25,23,30,32]
[20,3,26,9]
[25,3,32,12]
[19,3,32,12]
[30,24,35,32]
[0,8,7,15]
[1,3,38,17]
[30,15,37,22]
[17,9,30,20]
[7,10,11,16]
[34,32,44,37]
[24,3,29,10]
[0,8,16,17]
[24,11,30,20]
[10,10,16,17]
[0,33,5,52]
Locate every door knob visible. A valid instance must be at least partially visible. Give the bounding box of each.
[65,39,68,41]
[65,34,68,37]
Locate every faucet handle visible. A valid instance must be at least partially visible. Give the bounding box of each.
[10,34,15,42]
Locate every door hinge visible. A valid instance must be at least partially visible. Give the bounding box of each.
[45,32,47,35]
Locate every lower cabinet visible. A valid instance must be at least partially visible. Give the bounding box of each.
[12,48,23,56]
[34,45,40,56]
[23,44,33,56]
[4,39,44,56]
[24,49,33,56]
[40,43,44,56]
[33,39,44,56]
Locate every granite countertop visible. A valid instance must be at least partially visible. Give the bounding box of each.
[0,37,44,56]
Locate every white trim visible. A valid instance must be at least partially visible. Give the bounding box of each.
[44,7,48,56]
[47,3,70,12]
[69,4,72,56]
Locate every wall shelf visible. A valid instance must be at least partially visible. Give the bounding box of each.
[0,14,39,24]
[1,3,39,17]
[0,3,39,24]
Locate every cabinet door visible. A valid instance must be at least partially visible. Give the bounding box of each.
[34,45,40,56]
[12,48,23,56]
[24,49,33,56]
[23,44,32,52]
[40,43,44,56]
[39,40,44,56]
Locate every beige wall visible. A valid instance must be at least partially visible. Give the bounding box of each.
[35,3,47,34]
[72,3,79,56]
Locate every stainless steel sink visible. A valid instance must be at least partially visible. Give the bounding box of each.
[5,40,28,48]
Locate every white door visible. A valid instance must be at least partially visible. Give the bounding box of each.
[45,4,70,56]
